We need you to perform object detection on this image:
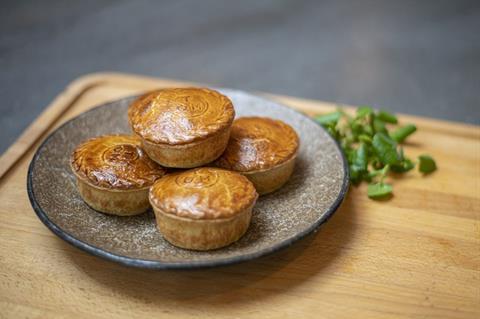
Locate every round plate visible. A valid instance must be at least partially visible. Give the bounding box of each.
[27,89,348,269]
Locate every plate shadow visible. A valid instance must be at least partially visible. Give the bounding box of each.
[62,193,357,307]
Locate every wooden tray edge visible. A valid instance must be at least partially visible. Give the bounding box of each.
[0,74,106,179]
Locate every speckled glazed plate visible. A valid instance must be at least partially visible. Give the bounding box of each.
[27,89,349,269]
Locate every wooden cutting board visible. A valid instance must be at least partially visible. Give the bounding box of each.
[0,73,478,319]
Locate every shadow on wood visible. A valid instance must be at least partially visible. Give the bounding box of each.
[60,194,357,307]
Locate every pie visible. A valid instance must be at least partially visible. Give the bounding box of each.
[70,135,166,215]
[128,88,235,168]
[214,117,299,194]
[149,167,258,250]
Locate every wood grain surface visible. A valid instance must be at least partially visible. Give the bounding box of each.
[0,73,479,319]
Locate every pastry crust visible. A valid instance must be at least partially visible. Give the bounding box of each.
[128,88,235,168]
[242,156,296,195]
[141,126,231,168]
[214,117,299,195]
[75,180,154,216]
[71,135,166,215]
[149,167,258,250]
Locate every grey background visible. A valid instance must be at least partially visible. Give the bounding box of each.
[1,0,479,154]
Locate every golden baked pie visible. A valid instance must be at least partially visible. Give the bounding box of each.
[128,88,235,168]
[149,167,258,250]
[71,135,166,215]
[214,117,299,195]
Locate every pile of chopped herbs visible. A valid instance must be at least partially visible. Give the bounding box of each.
[315,107,436,200]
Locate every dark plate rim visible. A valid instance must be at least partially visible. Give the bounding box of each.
[26,91,349,270]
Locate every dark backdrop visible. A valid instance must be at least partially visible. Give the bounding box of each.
[1,0,479,153]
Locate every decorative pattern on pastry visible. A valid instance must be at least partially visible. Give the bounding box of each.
[150,167,257,220]
[149,167,258,250]
[128,88,235,145]
[214,117,299,195]
[71,135,165,190]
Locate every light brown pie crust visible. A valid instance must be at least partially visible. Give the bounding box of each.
[149,167,258,250]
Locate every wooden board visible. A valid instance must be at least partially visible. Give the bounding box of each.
[0,72,479,319]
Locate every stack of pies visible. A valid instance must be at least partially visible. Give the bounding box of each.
[70,88,299,250]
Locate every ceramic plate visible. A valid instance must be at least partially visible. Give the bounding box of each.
[27,89,349,269]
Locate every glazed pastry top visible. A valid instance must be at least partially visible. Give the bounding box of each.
[128,88,235,145]
[149,167,258,220]
[71,135,166,190]
[214,117,299,172]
